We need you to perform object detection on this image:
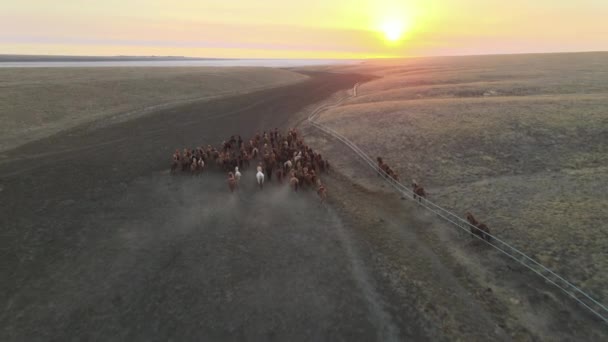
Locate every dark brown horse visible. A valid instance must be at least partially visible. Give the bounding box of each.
[377,157,385,176]
[276,167,284,184]
[412,181,426,203]
[465,212,492,242]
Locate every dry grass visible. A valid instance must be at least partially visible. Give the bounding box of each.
[317,52,608,303]
[0,67,307,152]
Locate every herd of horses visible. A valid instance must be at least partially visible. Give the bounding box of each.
[170,128,328,202]
[170,128,491,242]
[377,156,492,242]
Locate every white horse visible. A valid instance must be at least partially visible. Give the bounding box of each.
[256,169,265,189]
[284,159,292,171]
[234,166,241,183]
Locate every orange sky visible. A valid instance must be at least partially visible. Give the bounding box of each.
[2,0,607,58]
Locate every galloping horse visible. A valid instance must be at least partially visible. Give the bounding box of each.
[411,180,427,203]
[465,212,492,242]
[234,166,241,187]
[376,157,384,173]
[317,182,327,203]
[284,159,292,173]
[256,165,265,189]
[276,167,284,184]
[227,172,237,193]
[182,149,191,171]
[197,158,205,174]
[289,173,299,192]
[171,150,180,174]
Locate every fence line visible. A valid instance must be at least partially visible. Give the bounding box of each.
[306,83,608,325]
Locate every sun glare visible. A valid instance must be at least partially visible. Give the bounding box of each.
[379,17,410,43]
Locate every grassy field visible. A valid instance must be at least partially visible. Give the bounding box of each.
[317,52,608,304]
[0,67,307,152]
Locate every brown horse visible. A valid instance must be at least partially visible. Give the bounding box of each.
[289,174,299,192]
[228,172,236,193]
[181,149,190,171]
[391,171,400,182]
[276,168,284,184]
[171,151,180,174]
[317,183,327,203]
[412,181,426,203]
[243,153,250,169]
[303,167,314,187]
[465,212,492,242]
[377,157,384,168]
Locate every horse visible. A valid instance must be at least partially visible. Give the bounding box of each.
[171,151,180,174]
[376,157,384,175]
[317,183,327,203]
[465,212,492,242]
[265,159,274,182]
[181,149,190,171]
[412,181,426,203]
[289,174,299,192]
[304,172,314,188]
[228,172,236,193]
[284,159,292,173]
[234,166,241,185]
[198,158,205,174]
[245,153,252,169]
[391,171,400,182]
[276,168,284,184]
[256,166,265,190]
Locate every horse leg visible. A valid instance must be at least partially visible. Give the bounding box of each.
[482,226,492,242]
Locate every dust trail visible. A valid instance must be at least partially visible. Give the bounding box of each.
[329,213,401,342]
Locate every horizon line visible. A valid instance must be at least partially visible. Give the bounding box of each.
[1,50,607,62]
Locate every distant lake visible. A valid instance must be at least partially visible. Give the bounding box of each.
[0,59,361,68]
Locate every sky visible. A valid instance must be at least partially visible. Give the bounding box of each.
[1,0,607,58]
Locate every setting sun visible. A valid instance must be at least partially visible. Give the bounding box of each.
[381,19,407,42]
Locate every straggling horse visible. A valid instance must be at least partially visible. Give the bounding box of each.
[465,212,492,242]
[411,180,427,203]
